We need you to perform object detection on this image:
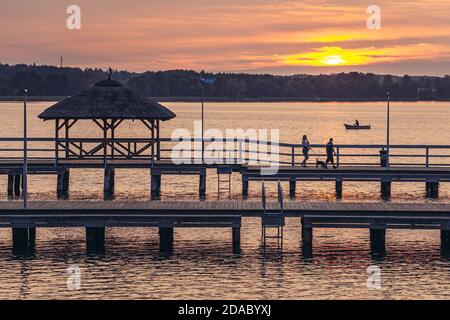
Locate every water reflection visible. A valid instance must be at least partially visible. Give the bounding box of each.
[0,102,449,299]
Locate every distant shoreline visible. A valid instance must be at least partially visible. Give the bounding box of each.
[0,96,449,103]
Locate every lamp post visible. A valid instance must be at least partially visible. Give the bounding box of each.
[199,77,215,163]
[23,89,28,209]
[386,92,391,169]
[200,81,205,163]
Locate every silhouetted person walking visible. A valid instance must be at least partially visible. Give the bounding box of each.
[301,135,311,167]
[326,138,337,169]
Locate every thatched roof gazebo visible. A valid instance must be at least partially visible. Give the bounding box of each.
[39,76,176,164]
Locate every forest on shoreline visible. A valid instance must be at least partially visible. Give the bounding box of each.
[0,63,449,101]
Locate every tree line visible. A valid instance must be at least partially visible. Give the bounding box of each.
[0,63,449,100]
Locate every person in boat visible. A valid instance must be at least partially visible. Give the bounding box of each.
[325,138,338,169]
[301,135,312,167]
[355,119,360,127]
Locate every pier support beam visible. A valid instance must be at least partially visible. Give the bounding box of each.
[159,227,174,255]
[199,173,206,201]
[7,172,14,199]
[380,179,391,200]
[14,174,21,197]
[426,181,439,199]
[370,225,386,257]
[12,227,36,254]
[335,178,343,199]
[232,226,241,254]
[151,173,162,201]
[57,169,70,199]
[85,227,105,253]
[242,177,249,199]
[441,228,450,256]
[104,168,115,200]
[289,178,296,198]
[301,220,313,258]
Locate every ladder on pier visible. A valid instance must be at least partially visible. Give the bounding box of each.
[261,181,285,250]
[217,166,232,199]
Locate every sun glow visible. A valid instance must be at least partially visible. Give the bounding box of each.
[281,43,450,68]
[283,46,371,67]
[321,55,346,65]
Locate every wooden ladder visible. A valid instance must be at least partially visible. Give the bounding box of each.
[261,180,285,250]
[217,166,232,199]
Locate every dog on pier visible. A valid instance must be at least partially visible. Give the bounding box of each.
[316,158,328,169]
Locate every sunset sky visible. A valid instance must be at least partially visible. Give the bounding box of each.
[0,0,449,75]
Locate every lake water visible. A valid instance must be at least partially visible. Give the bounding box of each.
[0,101,449,299]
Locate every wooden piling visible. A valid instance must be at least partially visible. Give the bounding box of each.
[380,179,391,199]
[12,227,35,254]
[151,173,161,201]
[85,227,105,253]
[335,178,343,199]
[57,169,70,199]
[242,177,249,199]
[104,168,115,200]
[14,174,21,197]
[28,228,36,249]
[199,173,206,201]
[370,226,386,257]
[441,228,450,255]
[7,172,14,199]
[301,220,313,258]
[232,226,241,254]
[63,169,70,194]
[426,181,439,199]
[289,178,296,198]
[159,227,174,255]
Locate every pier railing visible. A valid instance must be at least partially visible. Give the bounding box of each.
[1,137,450,167]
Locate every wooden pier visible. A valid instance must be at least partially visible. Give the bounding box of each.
[2,77,448,259]
[1,200,450,257]
[242,165,450,199]
[1,159,450,200]
[1,137,450,201]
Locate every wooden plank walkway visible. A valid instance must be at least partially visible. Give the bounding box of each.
[0,201,449,217]
[242,165,450,182]
[2,200,450,256]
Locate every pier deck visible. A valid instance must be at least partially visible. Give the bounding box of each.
[1,201,450,256]
[0,200,450,217]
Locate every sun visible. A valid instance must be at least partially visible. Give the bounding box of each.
[321,55,346,65]
[282,46,376,67]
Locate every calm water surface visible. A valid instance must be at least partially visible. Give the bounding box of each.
[0,101,449,299]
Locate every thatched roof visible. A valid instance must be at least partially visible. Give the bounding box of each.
[39,78,176,121]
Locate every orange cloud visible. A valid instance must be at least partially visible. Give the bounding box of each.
[282,44,450,67]
[0,0,449,75]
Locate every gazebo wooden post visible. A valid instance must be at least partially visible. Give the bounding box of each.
[156,120,161,160]
[151,119,155,167]
[111,119,115,159]
[102,119,107,165]
[55,119,60,166]
[103,119,115,200]
[64,119,70,159]
[55,119,70,198]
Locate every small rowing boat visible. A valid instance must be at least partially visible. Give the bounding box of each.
[344,124,371,130]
